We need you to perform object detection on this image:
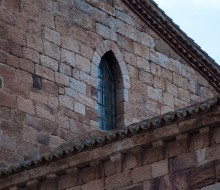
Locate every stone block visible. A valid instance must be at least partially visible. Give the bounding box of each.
[39,10,55,29]
[61,49,76,67]
[137,57,150,72]
[70,77,86,95]
[96,23,117,41]
[19,58,35,73]
[0,63,16,80]
[167,59,182,74]
[115,10,135,26]
[23,47,39,63]
[140,32,155,48]
[132,165,152,183]
[76,54,91,74]
[59,95,73,110]
[124,51,137,67]
[170,152,197,172]
[149,50,169,68]
[161,68,172,82]
[82,179,104,190]
[48,96,58,110]
[177,87,191,103]
[105,171,132,190]
[0,91,16,108]
[40,55,58,71]
[0,132,16,151]
[163,92,174,108]
[30,91,47,104]
[44,27,61,45]
[59,62,71,76]
[82,166,97,183]
[134,42,149,60]
[174,98,188,109]
[2,0,21,12]
[150,62,161,77]
[79,71,97,87]
[80,43,94,60]
[36,103,56,122]
[147,86,162,102]
[196,144,220,166]
[23,125,37,143]
[191,163,215,189]
[152,159,168,178]
[65,88,78,99]
[43,40,60,60]
[7,25,25,45]
[154,76,165,90]
[55,72,69,86]
[42,79,59,96]
[27,33,43,52]
[17,96,35,115]
[35,64,54,81]
[160,171,190,190]
[61,36,80,53]
[138,69,153,86]
[74,101,85,115]
[173,73,188,90]
[104,160,116,177]
[117,34,134,53]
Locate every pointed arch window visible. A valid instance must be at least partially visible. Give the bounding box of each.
[98,56,116,130]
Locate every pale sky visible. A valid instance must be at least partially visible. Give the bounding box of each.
[153,0,220,64]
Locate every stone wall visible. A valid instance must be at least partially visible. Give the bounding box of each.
[0,100,220,190]
[0,0,218,168]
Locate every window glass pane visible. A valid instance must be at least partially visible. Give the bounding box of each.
[98,57,116,130]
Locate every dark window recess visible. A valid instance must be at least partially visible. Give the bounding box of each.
[0,77,3,89]
[32,75,42,90]
[98,57,116,130]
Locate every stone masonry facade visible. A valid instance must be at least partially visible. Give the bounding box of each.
[0,0,218,168]
[1,99,220,190]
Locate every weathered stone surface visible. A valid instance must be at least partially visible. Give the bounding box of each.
[105,171,132,190]
[132,165,151,183]
[170,152,198,172]
[191,163,215,189]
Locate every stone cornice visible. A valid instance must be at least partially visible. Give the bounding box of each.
[0,95,219,187]
[122,0,220,92]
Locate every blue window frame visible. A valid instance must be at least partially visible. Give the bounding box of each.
[98,57,116,130]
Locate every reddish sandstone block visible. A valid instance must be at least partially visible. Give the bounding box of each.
[17,96,35,115]
[170,152,197,172]
[0,91,16,108]
[160,171,190,190]
[3,0,21,12]
[191,162,215,189]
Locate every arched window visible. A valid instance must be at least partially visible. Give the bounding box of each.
[98,53,116,130]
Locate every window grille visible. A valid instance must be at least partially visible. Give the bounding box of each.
[98,57,116,130]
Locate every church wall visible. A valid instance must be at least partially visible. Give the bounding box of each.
[1,102,220,189]
[0,0,218,168]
